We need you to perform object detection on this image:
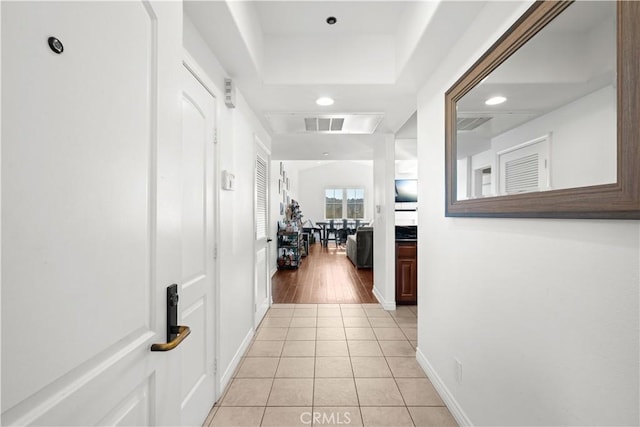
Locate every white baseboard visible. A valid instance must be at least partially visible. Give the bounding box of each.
[219,328,254,399]
[270,266,277,277]
[416,347,473,427]
[373,286,396,311]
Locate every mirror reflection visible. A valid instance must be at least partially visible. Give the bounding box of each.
[456,1,616,200]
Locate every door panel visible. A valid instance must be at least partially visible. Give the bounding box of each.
[2,1,183,424]
[179,67,217,426]
[97,380,151,426]
[181,94,207,281]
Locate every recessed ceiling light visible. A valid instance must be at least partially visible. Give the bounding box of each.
[326,16,337,25]
[316,97,334,106]
[322,152,329,156]
[485,96,506,106]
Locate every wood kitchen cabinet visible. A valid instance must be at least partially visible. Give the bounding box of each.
[396,241,417,304]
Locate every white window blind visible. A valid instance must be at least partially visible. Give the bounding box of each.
[498,134,550,195]
[505,153,539,194]
[255,155,268,239]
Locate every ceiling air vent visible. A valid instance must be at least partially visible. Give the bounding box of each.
[318,118,330,131]
[304,117,345,132]
[330,118,344,131]
[304,118,316,131]
[457,117,491,131]
[266,113,383,134]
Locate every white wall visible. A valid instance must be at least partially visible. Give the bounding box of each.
[456,158,470,201]
[416,2,639,427]
[183,16,272,394]
[294,161,374,224]
[270,161,300,228]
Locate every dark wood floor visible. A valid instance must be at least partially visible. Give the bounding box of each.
[272,242,377,304]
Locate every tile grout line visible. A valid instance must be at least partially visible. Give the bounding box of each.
[342,304,363,426]
[258,324,284,427]
[365,307,414,426]
[351,304,368,426]
[310,310,317,425]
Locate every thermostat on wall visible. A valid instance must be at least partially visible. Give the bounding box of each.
[222,170,235,191]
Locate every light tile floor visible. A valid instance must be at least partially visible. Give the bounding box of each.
[203,304,458,427]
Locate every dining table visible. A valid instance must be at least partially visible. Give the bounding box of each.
[315,220,370,247]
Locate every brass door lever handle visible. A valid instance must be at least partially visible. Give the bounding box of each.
[150,326,191,351]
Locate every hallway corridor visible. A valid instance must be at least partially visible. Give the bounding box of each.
[203,304,456,427]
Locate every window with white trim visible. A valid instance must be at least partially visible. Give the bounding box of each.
[325,188,365,219]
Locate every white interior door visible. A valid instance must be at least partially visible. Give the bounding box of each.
[254,142,271,327]
[179,66,217,426]
[2,2,184,425]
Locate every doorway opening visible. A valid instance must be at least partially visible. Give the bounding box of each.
[270,161,376,304]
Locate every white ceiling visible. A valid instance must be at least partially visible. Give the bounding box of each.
[253,2,409,35]
[184,0,486,160]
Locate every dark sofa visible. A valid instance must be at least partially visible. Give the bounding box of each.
[346,226,373,268]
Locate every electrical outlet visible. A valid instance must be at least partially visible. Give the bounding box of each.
[455,359,463,384]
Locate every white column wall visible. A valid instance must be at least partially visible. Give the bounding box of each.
[373,135,396,309]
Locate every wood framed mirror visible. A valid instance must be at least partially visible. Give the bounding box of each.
[445,0,639,218]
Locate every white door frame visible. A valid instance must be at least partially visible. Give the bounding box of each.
[182,52,222,402]
[1,4,4,417]
[254,136,272,328]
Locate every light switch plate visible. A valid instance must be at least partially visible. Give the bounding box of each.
[222,170,235,191]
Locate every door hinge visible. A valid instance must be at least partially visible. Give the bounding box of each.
[213,127,218,145]
[214,358,218,374]
[214,245,218,260]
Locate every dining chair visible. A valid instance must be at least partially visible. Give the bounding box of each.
[326,220,339,247]
[340,219,350,244]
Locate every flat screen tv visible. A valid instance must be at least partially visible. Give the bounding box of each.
[395,179,418,203]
